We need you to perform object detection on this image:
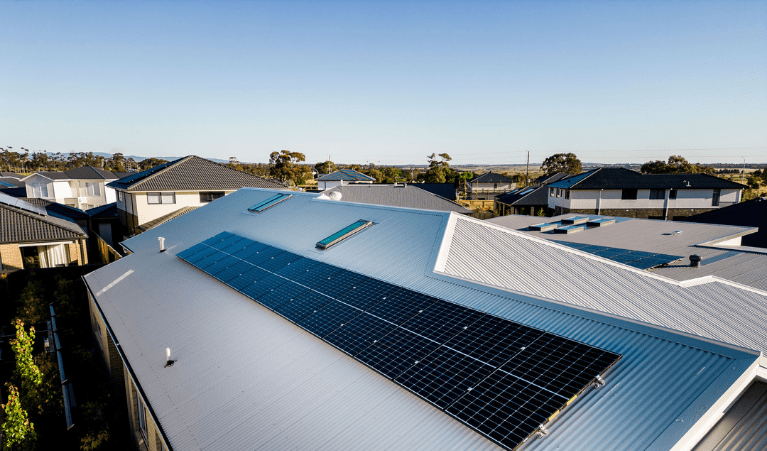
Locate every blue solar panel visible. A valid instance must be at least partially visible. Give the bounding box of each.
[178,234,622,451]
[553,240,683,269]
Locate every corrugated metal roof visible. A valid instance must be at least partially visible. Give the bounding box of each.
[324,184,471,214]
[108,156,287,191]
[487,214,767,291]
[692,381,767,451]
[84,190,763,451]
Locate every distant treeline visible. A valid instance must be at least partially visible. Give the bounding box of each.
[0,147,168,173]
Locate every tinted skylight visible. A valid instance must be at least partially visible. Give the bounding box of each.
[248,193,292,213]
[316,219,372,249]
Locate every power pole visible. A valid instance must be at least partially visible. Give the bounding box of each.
[526,151,530,186]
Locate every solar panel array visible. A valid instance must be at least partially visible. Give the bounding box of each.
[552,240,683,269]
[178,232,621,450]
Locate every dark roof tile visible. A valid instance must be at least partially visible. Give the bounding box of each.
[468,171,515,184]
[548,167,747,190]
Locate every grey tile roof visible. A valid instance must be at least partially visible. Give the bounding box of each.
[29,171,70,180]
[325,184,472,214]
[0,199,87,244]
[0,172,22,179]
[22,198,90,220]
[64,165,121,180]
[316,169,375,182]
[135,206,198,232]
[412,183,457,200]
[108,156,287,191]
[0,177,24,188]
[86,202,119,219]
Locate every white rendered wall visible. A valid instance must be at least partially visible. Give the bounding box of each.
[548,188,742,211]
[133,190,235,226]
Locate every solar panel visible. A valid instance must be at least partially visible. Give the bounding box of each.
[316,219,372,249]
[0,180,16,188]
[553,240,683,269]
[179,234,622,450]
[0,192,48,216]
[247,193,292,212]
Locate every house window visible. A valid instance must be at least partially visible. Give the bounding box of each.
[621,189,638,200]
[86,182,101,196]
[669,189,677,199]
[556,188,561,198]
[493,183,498,189]
[712,189,721,206]
[565,190,570,200]
[649,189,665,200]
[549,188,554,197]
[30,183,49,198]
[200,191,225,203]
[136,394,148,442]
[117,191,124,202]
[147,192,175,204]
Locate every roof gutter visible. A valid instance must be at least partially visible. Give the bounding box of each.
[82,277,173,451]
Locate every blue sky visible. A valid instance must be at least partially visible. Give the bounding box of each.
[1,1,765,165]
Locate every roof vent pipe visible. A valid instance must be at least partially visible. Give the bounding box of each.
[689,254,702,268]
[158,237,166,253]
[164,347,175,367]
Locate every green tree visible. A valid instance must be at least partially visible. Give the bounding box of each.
[1,384,37,450]
[270,150,309,185]
[540,153,582,175]
[641,155,713,174]
[425,153,453,183]
[138,158,169,171]
[314,160,336,175]
[10,320,42,391]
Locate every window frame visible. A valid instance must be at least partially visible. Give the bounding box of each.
[147,192,176,205]
[136,393,148,443]
[564,190,570,200]
[86,182,101,197]
[712,188,721,206]
[621,189,638,200]
[669,189,677,200]
[117,190,124,202]
[649,189,665,200]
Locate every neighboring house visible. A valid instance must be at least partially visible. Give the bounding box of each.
[22,166,126,210]
[315,168,375,190]
[546,167,745,219]
[84,189,767,451]
[465,172,515,200]
[0,192,88,271]
[0,172,22,179]
[686,196,767,248]
[494,173,567,216]
[0,176,25,190]
[86,203,122,248]
[108,155,286,237]
[488,213,767,292]
[323,184,472,214]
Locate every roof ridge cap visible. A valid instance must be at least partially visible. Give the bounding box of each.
[126,155,190,189]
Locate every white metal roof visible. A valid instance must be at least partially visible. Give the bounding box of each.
[85,189,764,451]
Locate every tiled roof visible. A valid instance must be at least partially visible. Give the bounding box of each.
[0,172,22,178]
[0,177,24,188]
[86,203,119,219]
[412,183,457,200]
[64,165,121,180]
[28,171,69,180]
[22,198,89,220]
[0,197,87,244]
[108,156,287,191]
[135,206,198,233]
[324,184,472,214]
[548,167,747,190]
[468,171,515,184]
[496,174,568,207]
[316,169,375,182]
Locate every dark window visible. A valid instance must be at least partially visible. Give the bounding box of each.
[200,191,225,203]
[669,189,677,199]
[565,190,570,200]
[649,189,665,200]
[20,247,40,269]
[712,189,721,206]
[621,189,638,200]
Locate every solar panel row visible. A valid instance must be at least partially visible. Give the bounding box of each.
[553,240,683,269]
[177,232,622,450]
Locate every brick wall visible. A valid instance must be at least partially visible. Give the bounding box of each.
[0,244,23,271]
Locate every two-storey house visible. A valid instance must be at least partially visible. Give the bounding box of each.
[316,169,375,190]
[22,166,127,210]
[108,155,286,237]
[547,167,745,219]
[465,172,515,200]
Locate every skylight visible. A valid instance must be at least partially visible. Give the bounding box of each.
[316,219,372,249]
[248,193,292,213]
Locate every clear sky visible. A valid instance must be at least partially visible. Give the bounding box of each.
[1,1,765,166]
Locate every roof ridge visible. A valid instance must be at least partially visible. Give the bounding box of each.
[127,155,190,189]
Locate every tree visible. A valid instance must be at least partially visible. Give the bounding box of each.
[1,384,37,450]
[314,160,336,175]
[138,158,169,171]
[640,155,713,174]
[540,153,582,175]
[270,150,309,185]
[425,153,454,183]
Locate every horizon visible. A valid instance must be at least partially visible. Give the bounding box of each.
[2,1,765,166]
